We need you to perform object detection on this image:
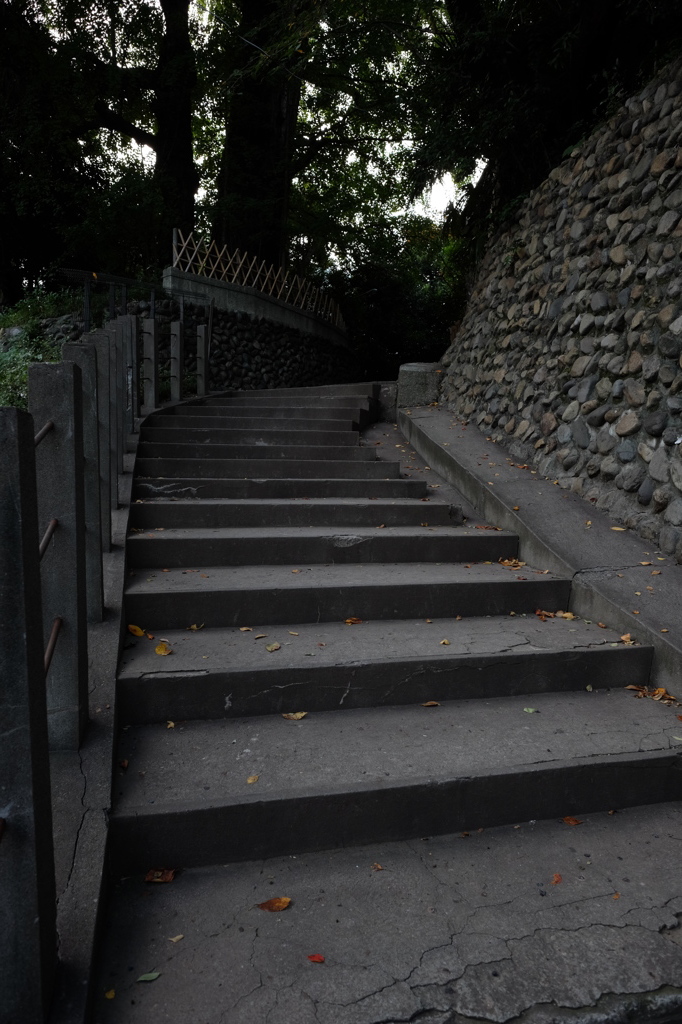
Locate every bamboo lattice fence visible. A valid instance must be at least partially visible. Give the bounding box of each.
[172,230,345,330]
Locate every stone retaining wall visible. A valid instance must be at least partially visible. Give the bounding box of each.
[128,299,352,392]
[440,58,682,561]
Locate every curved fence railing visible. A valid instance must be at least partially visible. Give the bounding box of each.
[172,229,345,330]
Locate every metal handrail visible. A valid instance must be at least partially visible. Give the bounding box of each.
[34,421,54,447]
[43,617,63,673]
[38,519,59,560]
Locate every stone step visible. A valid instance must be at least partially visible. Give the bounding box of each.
[139,427,361,446]
[134,458,401,480]
[132,477,430,500]
[107,689,680,872]
[136,442,377,462]
[206,395,373,409]
[142,415,360,431]
[124,561,571,629]
[116,615,652,725]
[167,405,363,421]
[126,525,519,568]
[128,498,458,529]
[209,382,381,399]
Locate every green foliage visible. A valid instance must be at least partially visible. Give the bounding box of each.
[0,289,78,409]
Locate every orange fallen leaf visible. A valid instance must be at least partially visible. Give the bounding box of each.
[535,609,555,622]
[640,561,652,566]
[376,523,386,529]
[345,617,363,625]
[562,816,583,826]
[551,873,562,885]
[258,897,291,912]
[555,611,577,620]
[613,892,621,900]
[282,712,307,720]
[155,642,172,656]
[662,629,669,633]
[597,622,607,629]
[145,868,176,883]
[146,632,155,640]
[307,954,325,963]
[422,701,441,707]
[620,634,635,645]
[371,863,385,871]
[128,624,145,636]
[291,569,301,573]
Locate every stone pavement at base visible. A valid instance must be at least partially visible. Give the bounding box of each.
[90,389,682,1024]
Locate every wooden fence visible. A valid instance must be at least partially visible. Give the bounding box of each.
[0,313,214,1022]
[172,229,345,330]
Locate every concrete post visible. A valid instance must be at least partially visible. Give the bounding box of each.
[0,408,57,1024]
[197,324,209,396]
[106,328,119,509]
[170,320,184,403]
[142,319,159,414]
[88,332,113,552]
[128,315,141,427]
[29,362,89,749]
[397,362,442,407]
[113,324,125,475]
[62,342,104,622]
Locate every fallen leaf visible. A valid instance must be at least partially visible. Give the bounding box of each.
[155,642,172,656]
[586,684,593,692]
[265,642,281,652]
[282,712,307,720]
[597,622,607,629]
[535,609,555,622]
[291,569,301,573]
[662,628,669,633]
[289,631,299,635]
[239,627,252,632]
[562,816,583,826]
[257,897,291,912]
[551,874,562,885]
[166,720,175,729]
[499,558,526,570]
[119,759,129,771]
[523,707,538,714]
[439,639,450,645]
[255,633,267,639]
[307,954,325,963]
[640,561,652,566]
[187,623,204,631]
[555,611,577,620]
[146,632,155,640]
[652,570,662,575]
[613,892,620,900]
[128,624,145,636]
[105,989,115,1000]
[169,935,184,943]
[376,523,386,529]
[425,618,432,623]
[247,775,259,784]
[145,869,176,883]
[137,973,161,983]
[421,701,441,707]
[513,506,520,511]
[345,617,363,625]
[611,527,626,531]
[620,634,635,645]
[371,863,385,871]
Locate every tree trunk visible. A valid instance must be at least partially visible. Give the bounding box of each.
[213,0,301,268]
[154,0,198,254]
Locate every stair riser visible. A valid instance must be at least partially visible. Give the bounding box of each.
[128,501,456,529]
[124,578,572,629]
[143,416,359,431]
[166,407,366,421]
[206,383,380,399]
[108,751,680,872]
[207,397,372,410]
[135,459,401,480]
[140,429,360,446]
[136,443,376,462]
[132,479,429,499]
[127,533,518,568]
[116,646,652,725]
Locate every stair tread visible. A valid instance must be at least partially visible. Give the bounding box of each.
[118,613,641,680]
[127,525,516,540]
[125,559,567,595]
[112,689,677,815]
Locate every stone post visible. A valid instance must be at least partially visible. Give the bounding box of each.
[113,323,125,475]
[29,362,89,749]
[88,331,113,552]
[128,315,141,427]
[0,408,57,1023]
[170,320,184,403]
[62,342,104,622]
[397,362,442,407]
[197,324,209,397]
[142,318,159,414]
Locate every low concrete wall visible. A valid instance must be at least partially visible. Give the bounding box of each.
[162,267,347,348]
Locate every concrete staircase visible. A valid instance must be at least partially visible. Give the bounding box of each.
[105,383,681,881]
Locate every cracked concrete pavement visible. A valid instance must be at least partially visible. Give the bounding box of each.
[93,803,682,1024]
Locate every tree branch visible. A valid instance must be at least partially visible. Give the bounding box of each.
[92,101,157,149]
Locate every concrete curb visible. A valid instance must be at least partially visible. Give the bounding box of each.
[399,407,682,690]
